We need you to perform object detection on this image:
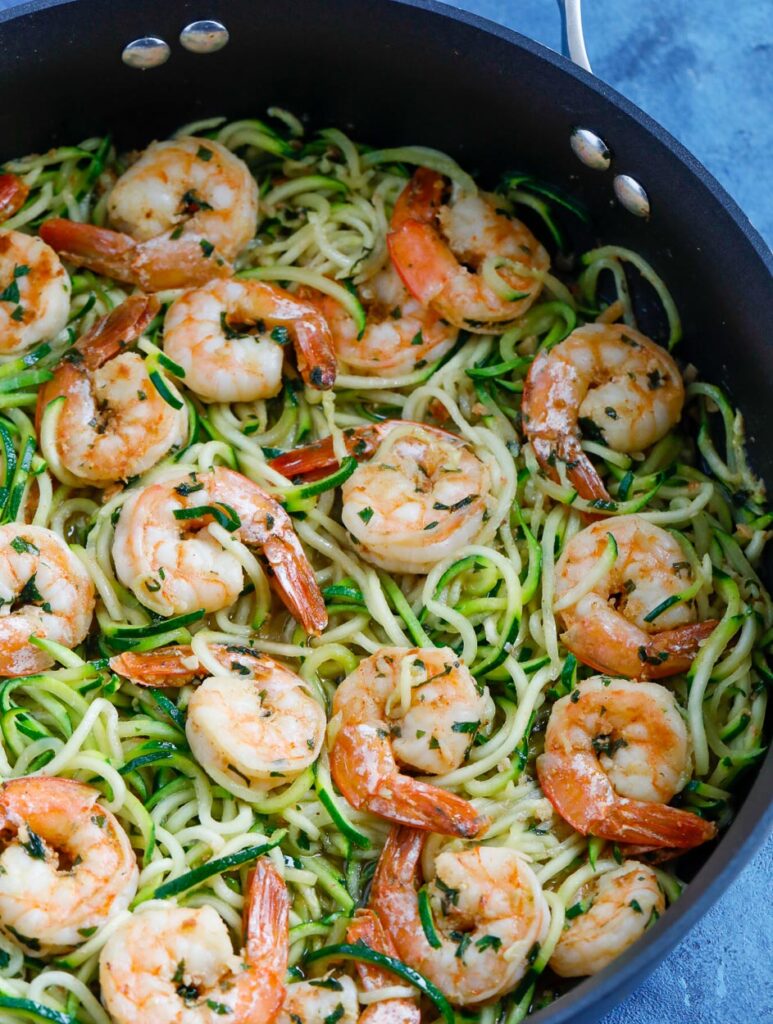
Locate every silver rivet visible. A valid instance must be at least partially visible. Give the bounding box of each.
[179,20,230,53]
[613,174,651,218]
[570,127,611,171]
[121,37,171,70]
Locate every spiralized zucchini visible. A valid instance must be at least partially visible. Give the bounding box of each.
[0,108,768,1023]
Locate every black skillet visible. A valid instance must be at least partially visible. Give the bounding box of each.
[0,1,770,1021]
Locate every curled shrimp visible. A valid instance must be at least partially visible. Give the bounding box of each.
[346,909,421,1024]
[537,676,717,849]
[370,827,549,1005]
[271,420,492,575]
[522,323,684,501]
[308,262,458,377]
[330,647,493,838]
[0,776,138,955]
[554,515,717,679]
[550,860,665,977]
[0,230,70,354]
[39,136,258,291]
[99,857,288,1024]
[112,467,326,634]
[162,277,336,401]
[0,173,29,222]
[36,294,188,486]
[111,644,326,793]
[388,168,549,331]
[0,525,95,676]
[278,976,359,1024]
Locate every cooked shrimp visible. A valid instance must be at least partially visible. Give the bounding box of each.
[0,777,138,955]
[39,136,258,291]
[277,976,359,1024]
[0,230,70,354]
[550,861,665,977]
[388,168,549,331]
[537,676,717,849]
[0,173,29,222]
[162,278,335,401]
[522,323,684,501]
[112,467,326,634]
[370,827,549,1005]
[346,909,421,1024]
[309,262,458,377]
[272,420,491,574]
[330,647,493,837]
[36,294,187,486]
[0,525,95,676]
[554,515,717,679]
[99,858,288,1024]
[110,643,325,792]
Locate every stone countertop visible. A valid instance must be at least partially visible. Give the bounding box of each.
[0,1,770,1022]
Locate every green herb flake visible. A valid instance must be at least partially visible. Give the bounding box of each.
[10,537,39,555]
[357,507,374,523]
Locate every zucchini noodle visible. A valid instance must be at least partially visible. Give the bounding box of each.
[0,107,768,1024]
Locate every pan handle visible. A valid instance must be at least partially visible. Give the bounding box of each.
[558,0,592,72]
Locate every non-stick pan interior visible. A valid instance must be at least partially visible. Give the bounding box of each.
[0,1,771,1021]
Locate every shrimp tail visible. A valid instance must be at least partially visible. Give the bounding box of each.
[35,293,160,434]
[533,435,610,504]
[347,909,421,1024]
[599,799,717,849]
[262,533,328,636]
[391,168,447,229]
[388,218,457,307]
[287,308,337,391]
[240,859,288,1020]
[371,825,424,900]
[38,218,232,291]
[109,646,202,687]
[537,752,716,850]
[0,173,29,222]
[74,293,160,370]
[268,420,432,481]
[638,620,720,680]
[331,724,487,838]
[38,219,139,283]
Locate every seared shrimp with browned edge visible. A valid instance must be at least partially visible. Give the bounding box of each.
[554,514,716,679]
[537,676,717,849]
[388,167,549,331]
[162,277,336,401]
[270,419,493,574]
[522,323,684,501]
[550,860,665,977]
[0,776,138,956]
[37,293,188,486]
[370,826,549,1005]
[99,857,288,1024]
[329,647,493,837]
[112,466,326,634]
[0,524,94,676]
[0,229,70,354]
[111,643,326,794]
[40,136,258,290]
[307,261,458,377]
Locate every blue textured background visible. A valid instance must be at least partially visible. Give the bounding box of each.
[0,1,770,1021]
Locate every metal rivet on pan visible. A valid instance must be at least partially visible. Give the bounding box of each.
[613,174,651,218]
[569,128,611,171]
[121,37,171,70]
[179,20,230,53]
